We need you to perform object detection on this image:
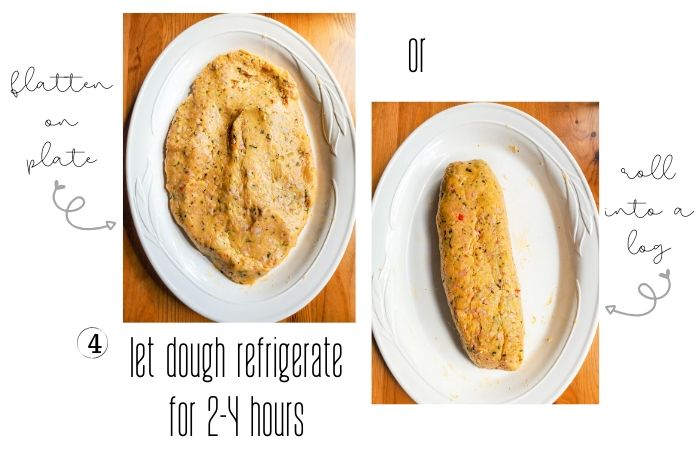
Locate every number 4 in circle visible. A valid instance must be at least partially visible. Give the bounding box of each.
[77,327,108,359]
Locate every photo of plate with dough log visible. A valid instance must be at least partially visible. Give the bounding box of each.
[372,103,598,403]
[126,14,355,322]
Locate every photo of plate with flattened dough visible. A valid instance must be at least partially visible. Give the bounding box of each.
[372,103,598,403]
[126,14,355,322]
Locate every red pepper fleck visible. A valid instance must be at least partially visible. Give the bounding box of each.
[457,213,464,221]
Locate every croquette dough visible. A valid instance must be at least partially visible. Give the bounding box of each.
[165,49,316,284]
[436,160,524,370]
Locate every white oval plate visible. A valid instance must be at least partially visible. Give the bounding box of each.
[372,103,598,403]
[126,14,355,322]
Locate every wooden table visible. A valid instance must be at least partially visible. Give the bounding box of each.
[123,13,355,322]
[372,102,599,404]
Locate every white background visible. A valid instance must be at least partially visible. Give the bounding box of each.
[1,0,698,448]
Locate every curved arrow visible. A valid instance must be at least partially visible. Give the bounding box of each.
[52,180,115,231]
[606,269,671,317]
[605,303,657,317]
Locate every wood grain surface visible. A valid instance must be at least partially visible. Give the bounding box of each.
[123,13,355,322]
[371,102,599,404]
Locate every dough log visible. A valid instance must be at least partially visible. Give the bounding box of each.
[436,160,524,370]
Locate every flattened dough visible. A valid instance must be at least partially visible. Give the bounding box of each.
[436,160,524,370]
[165,49,316,284]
